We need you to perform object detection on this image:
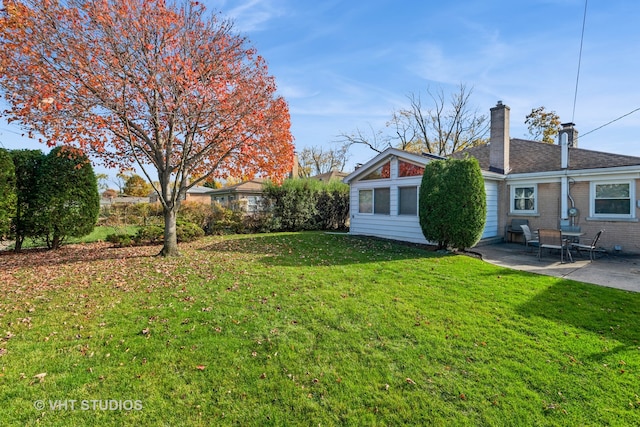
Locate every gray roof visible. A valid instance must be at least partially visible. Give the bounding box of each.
[452,138,640,174]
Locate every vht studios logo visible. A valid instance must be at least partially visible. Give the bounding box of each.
[34,399,143,411]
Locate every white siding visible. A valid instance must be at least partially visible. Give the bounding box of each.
[482,181,499,239]
[349,171,429,245]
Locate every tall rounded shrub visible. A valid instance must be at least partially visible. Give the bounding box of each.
[419,157,486,250]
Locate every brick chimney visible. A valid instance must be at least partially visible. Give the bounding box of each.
[489,101,510,174]
[558,122,578,148]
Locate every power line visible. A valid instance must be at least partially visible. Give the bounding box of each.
[580,107,640,138]
[571,0,588,124]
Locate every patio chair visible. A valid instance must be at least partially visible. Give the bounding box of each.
[538,229,572,263]
[506,219,529,243]
[571,230,604,262]
[520,224,539,251]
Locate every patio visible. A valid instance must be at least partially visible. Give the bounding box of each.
[472,242,640,293]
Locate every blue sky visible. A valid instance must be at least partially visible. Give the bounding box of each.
[2,0,639,176]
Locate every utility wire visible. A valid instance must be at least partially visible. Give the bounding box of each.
[571,0,588,124]
[580,107,640,138]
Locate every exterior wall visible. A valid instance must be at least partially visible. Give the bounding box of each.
[501,178,640,254]
[482,181,499,239]
[185,193,213,204]
[349,159,428,245]
[349,155,500,244]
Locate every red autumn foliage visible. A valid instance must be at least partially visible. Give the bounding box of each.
[0,0,294,256]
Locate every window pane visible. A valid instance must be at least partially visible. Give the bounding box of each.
[514,186,535,211]
[398,160,424,177]
[596,183,629,198]
[374,188,390,214]
[359,190,373,213]
[595,199,630,214]
[399,186,417,215]
[362,162,391,180]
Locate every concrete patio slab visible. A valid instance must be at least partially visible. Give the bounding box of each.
[472,242,640,293]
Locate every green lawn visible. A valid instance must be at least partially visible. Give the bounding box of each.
[1,232,639,426]
[2,226,140,251]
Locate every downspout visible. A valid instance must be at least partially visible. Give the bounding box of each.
[560,133,569,221]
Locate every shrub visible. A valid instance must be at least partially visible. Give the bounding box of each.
[261,178,349,232]
[134,225,164,244]
[106,233,133,247]
[419,157,486,250]
[176,221,205,242]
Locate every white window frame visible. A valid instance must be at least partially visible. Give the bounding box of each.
[398,186,418,216]
[357,187,391,215]
[358,189,373,214]
[510,184,537,214]
[590,180,635,219]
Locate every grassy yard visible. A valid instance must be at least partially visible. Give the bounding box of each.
[1,226,140,251]
[1,232,639,426]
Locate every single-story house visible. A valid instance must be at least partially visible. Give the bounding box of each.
[208,179,266,213]
[344,101,640,254]
[149,185,214,205]
[343,148,502,244]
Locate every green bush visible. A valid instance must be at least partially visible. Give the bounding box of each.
[176,221,205,242]
[261,178,349,232]
[105,233,133,247]
[419,157,486,250]
[134,225,164,244]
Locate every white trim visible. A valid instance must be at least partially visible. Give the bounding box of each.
[510,183,538,214]
[589,180,636,220]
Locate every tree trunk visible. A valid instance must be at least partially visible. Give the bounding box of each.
[158,206,180,257]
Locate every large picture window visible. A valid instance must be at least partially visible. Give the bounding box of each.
[398,186,418,215]
[511,185,536,213]
[592,182,633,217]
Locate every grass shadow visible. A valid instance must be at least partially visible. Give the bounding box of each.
[517,280,640,350]
[199,232,442,267]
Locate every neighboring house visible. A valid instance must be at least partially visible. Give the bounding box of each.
[149,185,214,204]
[100,195,149,206]
[345,101,640,254]
[310,171,349,182]
[208,179,265,213]
[343,148,501,245]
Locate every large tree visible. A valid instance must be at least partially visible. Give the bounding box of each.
[0,0,294,256]
[525,106,561,144]
[297,145,349,178]
[340,84,488,156]
[123,173,153,197]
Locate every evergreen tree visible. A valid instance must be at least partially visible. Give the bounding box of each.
[9,149,45,251]
[37,147,100,249]
[0,148,16,240]
[419,158,486,250]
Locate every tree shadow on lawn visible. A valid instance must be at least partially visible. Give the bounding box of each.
[517,279,640,356]
[0,242,156,270]
[199,232,443,267]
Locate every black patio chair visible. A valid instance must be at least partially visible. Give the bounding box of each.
[571,230,604,262]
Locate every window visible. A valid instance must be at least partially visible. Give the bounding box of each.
[398,186,418,215]
[511,185,536,213]
[592,182,633,217]
[398,160,424,177]
[374,188,390,214]
[358,188,390,214]
[358,190,373,213]
[362,161,391,180]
